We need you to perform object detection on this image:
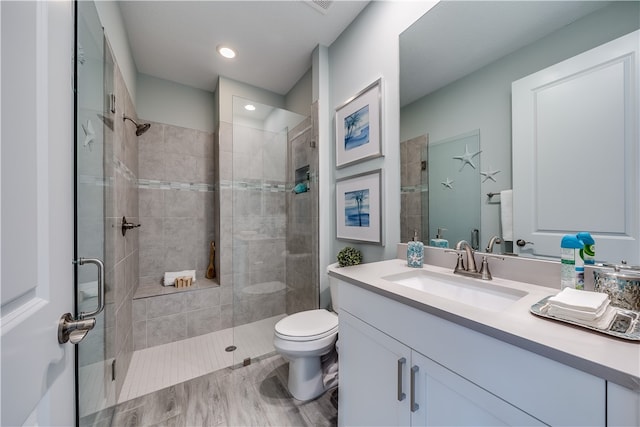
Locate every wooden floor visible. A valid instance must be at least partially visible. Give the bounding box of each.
[80,354,338,427]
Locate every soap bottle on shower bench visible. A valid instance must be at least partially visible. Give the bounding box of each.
[407,230,424,268]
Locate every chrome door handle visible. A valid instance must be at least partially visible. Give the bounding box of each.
[58,257,105,344]
[58,313,95,344]
[397,357,406,401]
[410,365,420,412]
[76,258,105,319]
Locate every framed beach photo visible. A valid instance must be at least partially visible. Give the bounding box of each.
[336,169,382,244]
[335,79,382,168]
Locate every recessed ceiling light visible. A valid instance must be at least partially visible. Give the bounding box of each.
[217,45,236,59]
[244,104,256,111]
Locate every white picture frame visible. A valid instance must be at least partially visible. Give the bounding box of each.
[335,79,382,168]
[336,169,382,244]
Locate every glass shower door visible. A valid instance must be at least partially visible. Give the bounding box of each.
[230,97,308,367]
[75,1,113,423]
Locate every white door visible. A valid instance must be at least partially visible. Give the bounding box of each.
[1,2,75,426]
[512,30,639,263]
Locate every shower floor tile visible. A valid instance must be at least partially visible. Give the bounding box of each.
[118,314,285,403]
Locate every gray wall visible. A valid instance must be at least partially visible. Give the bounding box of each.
[400,1,640,247]
[137,73,216,133]
[95,1,137,104]
[317,1,437,307]
[286,68,313,117]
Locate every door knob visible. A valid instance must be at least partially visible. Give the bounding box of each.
[516,239,534,247]
[58,313,95,344]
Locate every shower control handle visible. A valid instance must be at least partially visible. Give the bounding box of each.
[122,216,141,236]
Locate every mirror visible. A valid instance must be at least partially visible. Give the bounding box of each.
[400,0,640,258]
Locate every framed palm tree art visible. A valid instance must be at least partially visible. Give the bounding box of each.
[336,169,382,244]
[335,79,382,168]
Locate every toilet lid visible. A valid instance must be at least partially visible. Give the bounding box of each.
[275,309,338,340]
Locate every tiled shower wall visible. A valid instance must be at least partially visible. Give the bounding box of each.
[106,59,139,400]
[231,123,288,325]
[135,122,226,350]
[286,106,319,314]
[400,135,427,244]
[216,104,318,329]
[137,122,216,284]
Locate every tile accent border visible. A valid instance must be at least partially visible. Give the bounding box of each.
[138,178,215,193]
[401,184,428,193]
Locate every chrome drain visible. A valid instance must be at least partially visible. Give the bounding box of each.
[225,345,237,352]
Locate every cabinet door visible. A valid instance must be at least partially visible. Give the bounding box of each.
[339,311,411,427]
[411,351,544,427]
[607,382,640,427]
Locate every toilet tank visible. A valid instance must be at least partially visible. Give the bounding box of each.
[328,263,340,312]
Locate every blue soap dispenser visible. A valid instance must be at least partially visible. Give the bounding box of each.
[430,227,449,248]
[407,230,424,268]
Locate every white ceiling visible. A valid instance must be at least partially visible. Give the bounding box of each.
[118,0,369,95]
[400,1,611,107]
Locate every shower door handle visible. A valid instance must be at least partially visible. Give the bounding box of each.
[58,257,105,344]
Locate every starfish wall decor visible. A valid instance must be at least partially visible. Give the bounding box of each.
[452,144,481,171]
[480,166,501,182]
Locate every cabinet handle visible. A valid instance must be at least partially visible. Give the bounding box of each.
[410,365,420,412]
[397,357,406,401]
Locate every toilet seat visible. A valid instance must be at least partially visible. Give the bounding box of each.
[275,309,338,342]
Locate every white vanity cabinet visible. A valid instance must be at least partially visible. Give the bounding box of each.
[339,311,411,426]
[607,382,640,427]
[340,310,543,426]
[337,278,607,426]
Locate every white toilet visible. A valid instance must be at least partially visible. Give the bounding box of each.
[273,266,340,401]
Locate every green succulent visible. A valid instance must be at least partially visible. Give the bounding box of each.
[337,247,363,267]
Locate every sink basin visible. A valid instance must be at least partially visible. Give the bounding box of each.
[382,270,528,311]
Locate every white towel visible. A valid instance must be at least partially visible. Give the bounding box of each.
[547,299,610,321]
[500,189,513,241]
[163,270,196,286]
[543,304,617,329]
[548,288,609,312]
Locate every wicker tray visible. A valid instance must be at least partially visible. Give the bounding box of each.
[530,296,640,341]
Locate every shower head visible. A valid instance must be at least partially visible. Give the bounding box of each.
[123,115,151,136]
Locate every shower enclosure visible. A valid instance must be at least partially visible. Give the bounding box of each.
[230,97,319,366]
[75,0,114,420]
[74,2,320,418]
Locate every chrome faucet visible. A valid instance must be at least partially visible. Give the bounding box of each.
[485,236,502,253]
[455,240,478,273]
[448,239,503,280]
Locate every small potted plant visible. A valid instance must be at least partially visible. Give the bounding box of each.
[337,246,363,267]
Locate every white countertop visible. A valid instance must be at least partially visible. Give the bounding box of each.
[328,259,640,391]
